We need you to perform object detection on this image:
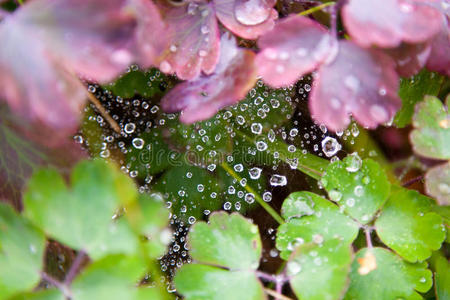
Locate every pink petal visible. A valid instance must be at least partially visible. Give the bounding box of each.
[255,15,334,87]
[214,0,278,39]
[309,41,401,132]
[426,21,450,76]
[161,34,257,123]
[0,17,86,131]
[342,0,442,48]
[157,0,220,80]
[385,42,431,77]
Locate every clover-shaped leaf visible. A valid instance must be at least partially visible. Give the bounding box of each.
[71,255,165,300]
[345,248,432,299]
[23,160,139,259]
[0,204,46,299]
[425,162,450,205]
[321,155,390,224]
[410,95,450,160]
[375,186,445,262]
[288,239,352,300]
[276,192,359,259]
[174,212,264,300]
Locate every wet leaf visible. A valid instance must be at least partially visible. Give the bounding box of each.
[386,42,431,78]
[345,248,432,300]
[23,160,139,259]
[288,239,352,300]
[255,15,332,88]
[375,186,445,262]
[161,34,257,124]
[174,212,264,300]
[342,0,442,47]
[432,252,450,300]
[426,12,450,76]
[157,0,220,80]
[0,204,46,299]
[425,162,450,205]
[410,95,450,160]
[309,41,401,132]
[276,192,359,259]
[395,69,444,128]
[71,255,165,300]
[8,290,64,300]
[321,156,390,224]
[214,0,277,40]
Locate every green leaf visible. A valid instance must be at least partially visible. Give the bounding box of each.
[288,239,352,300]
[107,68,170,98]
[375,186,445,262]
[0,204,46,299]
[345,248,432,300]
[410,95,450,160]
[175,265,264,300]
[8,289,64,300]
[276,192,359,260]
[432,252,450,300]
[174,212,264,300]
[395,69,444,128]
[321,155,390,224]
[23,160,139,259]
[431,205,450,243]
[425,162,450,205]
[71,255,164,300]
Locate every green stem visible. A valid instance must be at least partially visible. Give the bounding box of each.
[220,162,284,225]
[298,1,335,16]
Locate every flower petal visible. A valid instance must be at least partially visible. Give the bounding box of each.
[310,41,401,131]
[255,15,334,87]
[161,34,257,123]
[385,42,431,77]
[342,0,442,47]
[214,0,277,39]
[157,0,220,80]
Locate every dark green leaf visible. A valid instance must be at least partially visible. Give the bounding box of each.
[395,69,443,128]
[375,186,445,262]
[108,69,170,98]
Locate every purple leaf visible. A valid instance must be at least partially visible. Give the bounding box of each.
[157,0,220,80]
[385,42,431,77]
[214,0,277,39]
[425,163,450,205]
[0,0,166,131]
[255,15,334,87]
[161,34,257,123]
[426,21,450,76]
[342,0,442,48]
[310,41,401,132]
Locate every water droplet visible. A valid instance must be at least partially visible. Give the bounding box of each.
[354,185,364,197]
[249,167,262,179]
[345,152,362,172]
[245,193,255,204]
[321,137,341,157]
[224,202,232,210]
[234,0,270,25]
[251,123,263,134]
[346,198,355,207]
[328,189,342,202]
[270,174,287,186]
[132,138,144,149]
[262,191,272,202]
[287,261,302,275]
[234,163,244,172]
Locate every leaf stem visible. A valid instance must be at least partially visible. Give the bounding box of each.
[256,271,278,282]
[298,1,335,16]
[263,288,293,300]
[220,162,284,225]
[86,92,121,133]
[64,249,87,285]
[41,272,72,298]
[364,227,373,249]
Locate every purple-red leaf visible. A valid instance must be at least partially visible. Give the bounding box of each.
[157,0,220,80]
[385,42,431,77]
[426,22,450,76]
[342,0,442,48]
[255,15,334,87]
[161,34,257,123]
[310,41,401,132]
[214,0,277,39]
